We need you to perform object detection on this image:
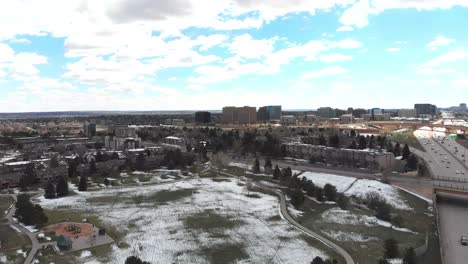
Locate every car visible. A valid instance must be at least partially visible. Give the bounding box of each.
[446,166,450,168]
[461,236,468,246]
[456,171,460,174]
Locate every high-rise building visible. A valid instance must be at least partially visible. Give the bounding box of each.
[460,103,467,112]
[415,104,437,117]
[317,107,336,118]
[194,111,211,124]
[257,105,282,122]
[398,109,417,118]
[222,106,257,124]
[83,123,96,137]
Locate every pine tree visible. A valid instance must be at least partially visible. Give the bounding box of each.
[315,187,324,202]
[18,177,27,192]
[402,144,410,160]
[56,177,69,197]
[394,143,401,157]
[264,159,272,174]
[337,193,349,210]
[50,156,60,168]
[78,176,87,191]
[273,165,281,180]
[311,256,325,264]
[136,153,146,171]
[324,184,338,201]
[253,159,260,173]
[358,136,367,150]
[386,141,394,153]
[44,181,56,199]
[112,152,119,160]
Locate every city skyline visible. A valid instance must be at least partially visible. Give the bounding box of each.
[0,1,467,112]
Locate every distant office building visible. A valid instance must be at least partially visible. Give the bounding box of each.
[460,103,467,112]
[317,107,336,119]
[363,113,390,121]
[106,125,141,150]
[415,104,437,117]
[281,115,296,125]
[222,106,257,124]
[398,109,417,118]
[352,108,368,118]
[368,108,384,120]
[303,114,319,125]
[257,105,282,122]
[195,111,211,124]
[164,119,185,126]
[83,123,96,137]
[340,114,353,124]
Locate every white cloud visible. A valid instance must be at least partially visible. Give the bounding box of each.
[424,47,468,67]
[301,66,349,79]
[339,0,468,28]
[336,26,354,32]
[0,43,48,77]
[386,47,400,53]
[319,53,353,63]
[228,34,277,59]
[427,35,455,49]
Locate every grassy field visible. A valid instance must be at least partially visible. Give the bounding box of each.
[0,195,14,218]
[0,225,31,264]
[37,176,339,263]
[390,129,425,152]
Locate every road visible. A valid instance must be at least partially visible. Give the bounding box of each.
[3,194,56,264]
[212,169,355,264]
[414,128,468,264]
[436,194,468,264]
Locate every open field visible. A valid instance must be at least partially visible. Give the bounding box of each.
[390,129,425,152]
[36,175,339,263]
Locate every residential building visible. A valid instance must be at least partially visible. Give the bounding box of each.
[317,107,336,119]
[194,111,211,124]
[415,104,437,117]
[398,109,417,118]
[340,114,354,124]
[222,106,257,124]
[284,143,395,171]
[83,123,96,137]
[105,125,141,150]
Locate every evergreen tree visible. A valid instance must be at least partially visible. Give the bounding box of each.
[68,159,77,178]
[315,187,324,202]
[24,163,36,185]
[323,184,338,201]
[56,177,69,197]
[89,159,97,174]
[348,141,357,149]
[358,136,367,150]
[311,256,325,264]
[78,176,88,191]
[402,247,416,264]
[15,194,48,227]
[104,178,110,186]
[386,141,394,153]
[253,158,260,174]
[384,238,399,259]
[290,190,305,207]
[318,134,327,146]
[402,144,410,160]
[125,256,150,264]
[305,180,316,197]
[44,181,56,199]
[406,154,418,171]
[393,143,401,157]
[18,177,27,192]
[112,152,119,160]
[95,151,103,162]
[273,165,281,180]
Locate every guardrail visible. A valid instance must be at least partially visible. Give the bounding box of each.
[433,176,468,183]
[433,181,468,191]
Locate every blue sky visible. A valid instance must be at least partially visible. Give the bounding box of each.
[0,0,467,112]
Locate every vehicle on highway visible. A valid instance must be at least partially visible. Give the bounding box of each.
[461,236,468,246]
[456,171,460,174]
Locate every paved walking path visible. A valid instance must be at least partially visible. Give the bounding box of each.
[3,194,56,264]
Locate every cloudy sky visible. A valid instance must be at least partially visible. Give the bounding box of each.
[0,0,467,112]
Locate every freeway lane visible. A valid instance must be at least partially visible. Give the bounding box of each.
[414,128,468,264]
[437,194,468,264]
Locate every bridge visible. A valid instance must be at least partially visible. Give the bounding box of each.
[365,121,468,133]
[433,176,468,196]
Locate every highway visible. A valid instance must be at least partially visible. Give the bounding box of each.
[414,128,468,264]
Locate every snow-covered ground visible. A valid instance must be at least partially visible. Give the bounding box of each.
[37,177,328,264]
[320,230,377,243]
[228,162,252,170]
[298,172,357,192]
[298,171,411,210]
[321,208,416,233]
